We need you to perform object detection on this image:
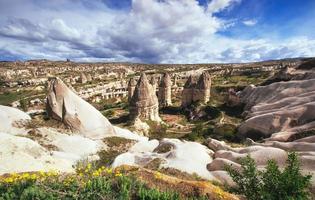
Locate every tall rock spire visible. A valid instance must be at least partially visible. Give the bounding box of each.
[181,72,211,107]
[129,73,161,122]
[181,75,195,107]
[195,71,211,104]
[127,77,137,102]
[158,72,172,107]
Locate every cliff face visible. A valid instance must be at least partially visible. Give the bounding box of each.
[129,73,161,122]
[158,72,172,107]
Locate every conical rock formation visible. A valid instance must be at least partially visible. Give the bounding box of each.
[46,77,116,139]
[129,73,161,122]
[127,77,137,102]
[158,72,172,107]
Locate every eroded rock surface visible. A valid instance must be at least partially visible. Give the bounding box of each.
[112,138,214,180]
[181,72,211,107]
[0,105,31,135]
[46,77,116,139]
[238,78,315,141]
[206,138,315,190]
[158,72,172,107]
[129,73,161,122]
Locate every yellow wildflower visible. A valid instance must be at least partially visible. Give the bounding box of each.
[154,172,162,179]
[115,173,122,177]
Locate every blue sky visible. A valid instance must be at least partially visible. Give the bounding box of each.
[0,0,314,63]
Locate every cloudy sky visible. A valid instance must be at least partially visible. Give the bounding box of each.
[0,0,314,63]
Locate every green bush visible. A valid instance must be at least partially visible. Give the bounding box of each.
[225,152,312,200]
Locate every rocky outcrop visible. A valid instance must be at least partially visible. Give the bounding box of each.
[129,73,161,122]
[181,72,211,107]
[181,76,195,107]
[86,73,92,82]
[79,73,87,84]
[0,105,31,135]
[150,76,157,94]
[0,132,74,174]
[127,78,137,102]
[206,138,315,192]
[113,138,214,180]
[46,77,116,139]
[237,78,315,141]
[158,72,172,107]
[195,71,211,103]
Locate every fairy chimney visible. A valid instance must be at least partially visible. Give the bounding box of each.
[158,72,172,107]
[129,73,161,122]
[127,77,137,102]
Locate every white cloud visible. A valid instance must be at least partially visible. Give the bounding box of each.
[242,19,257,26]
[0,0,314,63]
[207,0,241,13]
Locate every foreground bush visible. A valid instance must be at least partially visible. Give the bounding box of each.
[225,152,312,200]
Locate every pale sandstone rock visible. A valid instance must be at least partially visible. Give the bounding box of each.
[127,77,137,102]
[206,138,315,188]
[0,105,31,135]
[158,72,172,107]
[0,132,73,175]
[46,77,116,139]
[238,78,315,141]
[133,118,151,136]
[79,73,87,84]
[129,73,161,122]
[112,138,215,180]
[181,72,211,107]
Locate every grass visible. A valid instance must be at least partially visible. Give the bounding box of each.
[96,137,136,167]
[0,163,237,200]
[0,165,182,200]
[0,90,41,106]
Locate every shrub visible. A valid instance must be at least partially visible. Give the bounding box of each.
[225,152,312,200]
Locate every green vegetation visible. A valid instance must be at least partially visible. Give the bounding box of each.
[103,109,115,118]
[0,90,40,106]
[0,165,181,200]
[225,152,312,200]
[96,137,136,167]
[147,120,168,139]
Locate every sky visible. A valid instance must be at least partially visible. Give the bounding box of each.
[0,0,314,63]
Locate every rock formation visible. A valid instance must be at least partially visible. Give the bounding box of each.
[127,78,137,102]
[113,138,214,180]
[158,72,172,107]
[173,74,178,86]
[150,75,157,94]
[86,73,92,82]
[237,78,315,141]
[206,138,315,192]
[79,73,87,84]
[194,71,211,103]
[129,73,161,122]
[181,76,195,107]
[0,105,31,135]
[46,77,116,139]
[181,72,211,107]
